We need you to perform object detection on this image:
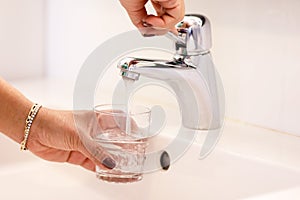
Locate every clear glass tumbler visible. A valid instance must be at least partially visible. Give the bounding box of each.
[93,104,151,183]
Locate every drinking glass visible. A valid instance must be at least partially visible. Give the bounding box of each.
[93,104,151,183]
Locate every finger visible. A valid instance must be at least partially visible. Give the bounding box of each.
[30,142,96,172]
[120,2,148,29]
[151,1,165,16]
[66,151,96,171]
[145,0,184,29]
[140,25,170,37]
[153,0,180,9]
[144,9,182,29]
[70,113,116,169]
[96,110,133,131]
[72,110,117,169]
[157,0,184,21]
[77,138,116,170]
[97,111,122,130]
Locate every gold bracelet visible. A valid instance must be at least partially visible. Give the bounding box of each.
[20,103,42,151]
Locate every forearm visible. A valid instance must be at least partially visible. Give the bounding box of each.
[0,77,33,143]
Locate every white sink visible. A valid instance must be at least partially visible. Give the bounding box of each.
[1,78,299,200]
[1,124,300,200]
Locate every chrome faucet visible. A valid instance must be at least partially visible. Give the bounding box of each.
[117,14,223,131]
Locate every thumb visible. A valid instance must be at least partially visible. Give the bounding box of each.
[71,111,116,169]
[120,2,148,28]
[77,138,116,170]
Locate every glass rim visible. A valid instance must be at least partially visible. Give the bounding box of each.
[93,104,151,116]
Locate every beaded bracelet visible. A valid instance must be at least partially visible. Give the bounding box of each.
[20,103,42,151]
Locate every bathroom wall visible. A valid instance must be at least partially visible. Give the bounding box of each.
[0,0,44,80]
[44,0,133,79]
[186,0,300,135]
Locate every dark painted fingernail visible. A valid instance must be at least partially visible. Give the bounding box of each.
[142,21,153,27]
[102,157,116,169]
[142,33,156,37]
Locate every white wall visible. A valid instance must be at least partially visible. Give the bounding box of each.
[44,0,134,79]
[0,0,44,80]
[186,0,300,135]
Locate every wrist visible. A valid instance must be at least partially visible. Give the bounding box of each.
[26,108,77,152]
[20,104,42,150]
[25,106,48,151]
[21,103,42,151]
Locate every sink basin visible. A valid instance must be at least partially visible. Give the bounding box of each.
[1,126,300,200]
[1,78,299,199]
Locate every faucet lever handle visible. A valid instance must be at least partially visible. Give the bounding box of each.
[165,32,186,45]
[174,14,212,56]
[142,14,212,56]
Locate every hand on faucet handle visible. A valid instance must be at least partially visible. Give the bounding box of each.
[120,0,185,31]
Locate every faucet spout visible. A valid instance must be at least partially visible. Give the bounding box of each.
[118,56,196,81]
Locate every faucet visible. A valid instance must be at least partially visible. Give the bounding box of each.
[117,14,223,131]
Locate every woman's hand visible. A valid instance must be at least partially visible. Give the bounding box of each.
[120,0,185,29]
[26,108,116,172]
